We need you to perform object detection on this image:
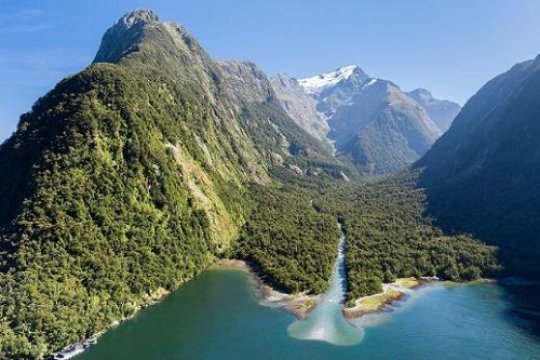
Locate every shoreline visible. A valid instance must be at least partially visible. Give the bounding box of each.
[213,259,320,319]
[52,258,302,359]
[343,277,424,319]
[343,277,496,320]
[49,286,170,359]
[214,261,496,322]
[215,259,423,321]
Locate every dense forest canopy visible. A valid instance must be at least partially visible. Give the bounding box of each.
[236,172,500,305]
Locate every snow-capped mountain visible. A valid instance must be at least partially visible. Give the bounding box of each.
[272,65,455,175]
[297,65,362,95]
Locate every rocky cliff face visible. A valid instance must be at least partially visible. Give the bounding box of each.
[270,73,329,143]
[218,61,342,176]
[219,61,273,103]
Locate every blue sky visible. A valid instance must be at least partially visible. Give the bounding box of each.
[1,0,540,141]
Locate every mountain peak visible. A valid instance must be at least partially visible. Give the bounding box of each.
[120,9,160,28]
[407,88,461,132]
[298,65,367,95]
[94,9,162,63]
[336,64,359,75]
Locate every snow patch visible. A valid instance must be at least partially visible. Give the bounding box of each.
[363,78,377,89]
[298,65,358,95]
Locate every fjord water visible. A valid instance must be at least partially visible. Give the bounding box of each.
[288,225,363,345]
[78,269,540,360]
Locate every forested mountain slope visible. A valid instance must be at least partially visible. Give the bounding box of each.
[415,55,540,276]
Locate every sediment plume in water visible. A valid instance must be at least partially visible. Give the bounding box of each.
[288,223,364,345]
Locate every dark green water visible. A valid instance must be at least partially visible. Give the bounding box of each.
[78,268,540,360]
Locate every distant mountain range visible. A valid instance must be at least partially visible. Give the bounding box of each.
[272,66,461,175]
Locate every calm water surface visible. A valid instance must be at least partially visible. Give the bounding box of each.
[78,267,540,360]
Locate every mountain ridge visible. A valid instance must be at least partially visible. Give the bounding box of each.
[407,88,461,132]
[272,65,451,175]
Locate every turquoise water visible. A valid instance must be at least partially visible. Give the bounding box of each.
[78,268,540,360]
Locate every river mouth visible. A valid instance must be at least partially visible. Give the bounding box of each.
[287,223,364,345]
